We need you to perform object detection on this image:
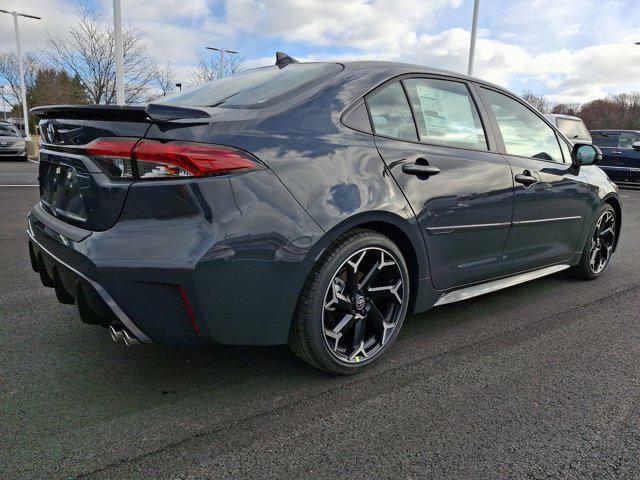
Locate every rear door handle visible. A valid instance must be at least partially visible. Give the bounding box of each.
[402,162,440,177]
[514,172,538,187]
[612,151,622,154]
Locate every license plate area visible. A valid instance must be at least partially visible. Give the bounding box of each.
[40,162,88,222]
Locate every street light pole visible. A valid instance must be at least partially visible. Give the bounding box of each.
[113,0,125,105]
[467,0,480,77]
[206,47,239,78]
[0,9,41,137]
[0,85,7,121]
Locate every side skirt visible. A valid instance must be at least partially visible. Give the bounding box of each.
[434,264,571,307]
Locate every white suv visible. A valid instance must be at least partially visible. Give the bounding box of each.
[544,114,592,144]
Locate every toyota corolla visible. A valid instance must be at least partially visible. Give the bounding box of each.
[27,53,621,374]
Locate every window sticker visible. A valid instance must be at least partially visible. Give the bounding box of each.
[415,83,479,144]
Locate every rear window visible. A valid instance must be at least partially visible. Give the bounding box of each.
[158,63,342,109]
[556,118,591,141]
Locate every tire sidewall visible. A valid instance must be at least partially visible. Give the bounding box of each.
[307,232,410,374]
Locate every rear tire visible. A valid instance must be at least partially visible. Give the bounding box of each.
[570,203,616,280]
[289,229,410,374]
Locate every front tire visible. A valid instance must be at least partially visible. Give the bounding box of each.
[570,203,617,280]
[289,229,410,374]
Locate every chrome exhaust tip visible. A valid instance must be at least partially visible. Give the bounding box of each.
[122,329,140,346]
[109,325,123,343]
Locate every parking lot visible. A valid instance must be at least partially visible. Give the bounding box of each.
[2,159,640,479]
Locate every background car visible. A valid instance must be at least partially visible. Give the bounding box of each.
[590,129,640,186]
[544,114,592,144]
[0,121,27,161]
[27,57,620,374]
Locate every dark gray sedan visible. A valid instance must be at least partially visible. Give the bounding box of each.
[27,54,621,374]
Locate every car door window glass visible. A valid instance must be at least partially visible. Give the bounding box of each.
[559,137,571,164]
[481,88,563,163]
[591,132,619,148]
[366,82,418,142]
[403,78,487,150]
[618,132,638,149]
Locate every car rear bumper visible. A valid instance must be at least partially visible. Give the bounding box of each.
[26,170,327,347]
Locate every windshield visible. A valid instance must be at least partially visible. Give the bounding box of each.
[557,118,591,141]
[0,124,20,137]
[158,63,342,109]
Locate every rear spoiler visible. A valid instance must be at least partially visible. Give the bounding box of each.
[30,104,211,122]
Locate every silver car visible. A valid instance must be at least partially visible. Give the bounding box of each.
[0,122,27,160]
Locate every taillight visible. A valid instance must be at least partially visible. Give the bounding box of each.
[83,138,263,180]
[133,140,263,179]
[85,137,138,179]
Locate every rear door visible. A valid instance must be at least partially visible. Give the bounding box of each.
[477,86,591,274]
[368,76,514,290]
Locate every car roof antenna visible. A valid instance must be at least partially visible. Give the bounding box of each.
[275,52,298,69]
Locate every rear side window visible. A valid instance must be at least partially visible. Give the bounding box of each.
[556,118,590,141]
[366,82,417,141]
[404,78,487,150]
[592,132,620,148]
[618,132,640,149]
[159,63,342,109]
[481,88,563,163]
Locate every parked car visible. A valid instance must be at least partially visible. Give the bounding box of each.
[544,114,592,144]
[0,121,27,161]
[590,129,640,186]
[27,55,620,374]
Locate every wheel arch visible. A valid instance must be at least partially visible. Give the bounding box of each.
[603,195,622,252]
[318,211,430,316]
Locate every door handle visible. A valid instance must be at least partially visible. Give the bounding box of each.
[402,162,440,177]
[514,171,538,187]
[612,151,622,154]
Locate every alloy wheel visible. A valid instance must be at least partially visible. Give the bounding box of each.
[322,247,405,363]
[589,210,616,274]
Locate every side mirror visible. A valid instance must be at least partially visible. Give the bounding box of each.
[571,143,602,166]
[633,141,640,151]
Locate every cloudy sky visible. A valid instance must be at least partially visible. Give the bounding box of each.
[1,0,639,103]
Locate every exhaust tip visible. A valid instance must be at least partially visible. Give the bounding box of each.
[123,330,140,346]
[109,325,124,343]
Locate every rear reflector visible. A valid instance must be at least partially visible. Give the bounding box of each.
[179,286,201,336]
[133,140,263,179]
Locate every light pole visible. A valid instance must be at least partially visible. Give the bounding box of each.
[206,47,239,78]
[0,9,41,137]
[0,85,7,121]
[467,0,480,76]
[113,0,125,105]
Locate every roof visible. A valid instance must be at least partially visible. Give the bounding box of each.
[544,113,583,121]
[590,129,640,133]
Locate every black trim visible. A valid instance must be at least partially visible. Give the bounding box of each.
[31,202,92,242]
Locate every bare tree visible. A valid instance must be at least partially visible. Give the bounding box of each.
[43,6,157,104]
[521,90,551,113]
[0,50,42,108]
[155,61,176,97]
[188,52,245,87]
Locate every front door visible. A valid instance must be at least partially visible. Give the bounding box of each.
[366,77,514,290]
[478,87,592,274]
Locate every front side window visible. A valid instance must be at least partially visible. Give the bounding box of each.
[481,88,562,163]
[403,78,487,150]
[556,118,591,141]
[366,82,417,141]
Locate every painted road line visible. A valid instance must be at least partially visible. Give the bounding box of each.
[0,184,39,187]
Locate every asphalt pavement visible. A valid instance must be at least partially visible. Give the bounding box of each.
[2,159,640,479]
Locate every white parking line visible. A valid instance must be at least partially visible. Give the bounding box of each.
[0,184,39,187]
[27,159,39,165]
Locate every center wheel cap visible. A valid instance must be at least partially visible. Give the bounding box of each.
[354,294,366,311]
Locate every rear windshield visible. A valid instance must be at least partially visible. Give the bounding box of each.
[0,124,20,136]
[159,63,343,109]
[557,118,591,141]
